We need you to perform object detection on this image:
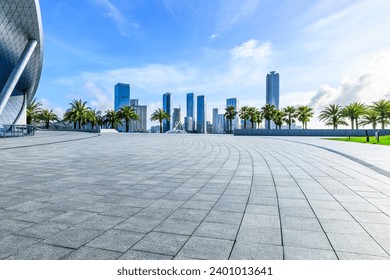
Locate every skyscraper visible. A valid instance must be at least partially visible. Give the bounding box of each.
[226,98,240,131]
[129,99,147,132]
[266,71,280,129]
[186,93,195,132]
[212,108,218,133]
[130,99,138,107]
[114,83,130,111]
[162,92,171,133]
[196,95,206,133]
[172,107,181,129]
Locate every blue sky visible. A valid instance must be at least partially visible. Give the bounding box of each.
[37,0,390,128]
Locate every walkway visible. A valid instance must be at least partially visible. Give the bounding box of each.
[1,131,390,260]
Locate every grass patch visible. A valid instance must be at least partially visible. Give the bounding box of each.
[325,135,390,146]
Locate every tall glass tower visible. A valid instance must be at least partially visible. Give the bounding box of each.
[226,98,240,131]
[186,93,195,131]
[266,71,279,129]
[114,83,130,111]
[162,92,171,133]
[266,71,279,108]
[197,95,206,133]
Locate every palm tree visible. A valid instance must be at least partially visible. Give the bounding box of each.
[370,100,390,129]
[282,106,297,129]
[360,110,380,130]
[238,106,250,129]
[342,102,365,129]
[224,105,237,134]
[261,104,276,129]
[255,110,264,129]
[296,106,314,129]
[272,110,285,129]
[319,104,347,129]
[40,109,58,129]
[26,98,42,125]
[248,107,258,129]
[150,108,170,133]
[64,99,90,129]
[87,109,102,130]
[119,105,139,132]
[104,110,121,129]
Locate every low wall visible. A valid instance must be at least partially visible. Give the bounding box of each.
[234,129,390,137]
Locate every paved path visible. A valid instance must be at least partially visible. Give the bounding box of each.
[1,131,390,260]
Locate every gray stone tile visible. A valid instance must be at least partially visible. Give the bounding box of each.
[327,232,389,256]
[43,227,102,249]
[132,232,189,256]
[246,204,279,216]
[237,225,282,246]
[19,221,70,239]
[177,236,234,259]
[87,229,144,252]
[284,246,337,260]
[118,250,173,260]
[194,222,239,240]
[230,241,283,260]
[181,200,216,210]
[0,235,39,259]
[281,216,322,232]
[75,215,125,231]
[114,217,162,233]
[62,246,122,260]
[241,213,280,228]
[134,207,176,220]
[48,210,97,225]
[337,252,390,260]
[7,243,73,260]
[13,209,64,223]
[350,211,390,224]
[153,219,200,235]
[283,229,332,250]
[205,211,244,225]
[314,208,354,221]
[170,209,209,222]
[101,206,143,218]
[0,219,34,232]
[279,207,316,218]
[213,202,246,213]
[320,219,366,234]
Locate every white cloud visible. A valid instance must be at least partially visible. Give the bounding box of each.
[230,40,271,60]
[38,98,65,119]
[308,52,390,112]
[93,0,139,36]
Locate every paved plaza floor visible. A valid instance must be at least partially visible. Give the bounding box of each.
[1,131,390,260]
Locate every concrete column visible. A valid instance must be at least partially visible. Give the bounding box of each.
[0,40,38,116]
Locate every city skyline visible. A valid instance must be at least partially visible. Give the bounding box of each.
[33,1,390,129]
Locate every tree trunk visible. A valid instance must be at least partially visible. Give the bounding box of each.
[244,121,246,129]
[160,120,162,133]
[251,121,254,129]
[355,119,359,130]
[268,119,271,129]
[73,122,76,129]
[230,119,233,133]
[126,119,129,133]
[350,119,354,130]
[78,121,81,129]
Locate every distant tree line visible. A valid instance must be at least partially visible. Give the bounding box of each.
[26,99,139,132]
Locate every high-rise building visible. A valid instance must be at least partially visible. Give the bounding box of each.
[215,114,225,134]
[212,108,218,134]
[226,98,240,132]
[184,117,193,132]
[206,121,213,134]
[129,105,147,132]
[196,95,206,134]
[162,92,171,133]
[186,93,195,132]
[114,83,130,111]
[130,99,139,107]
[266,71,280,129]
[172,107,181,129]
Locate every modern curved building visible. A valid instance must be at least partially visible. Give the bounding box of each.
[0,0,43,125]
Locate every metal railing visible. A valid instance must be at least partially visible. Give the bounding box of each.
[0,124,36,138]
